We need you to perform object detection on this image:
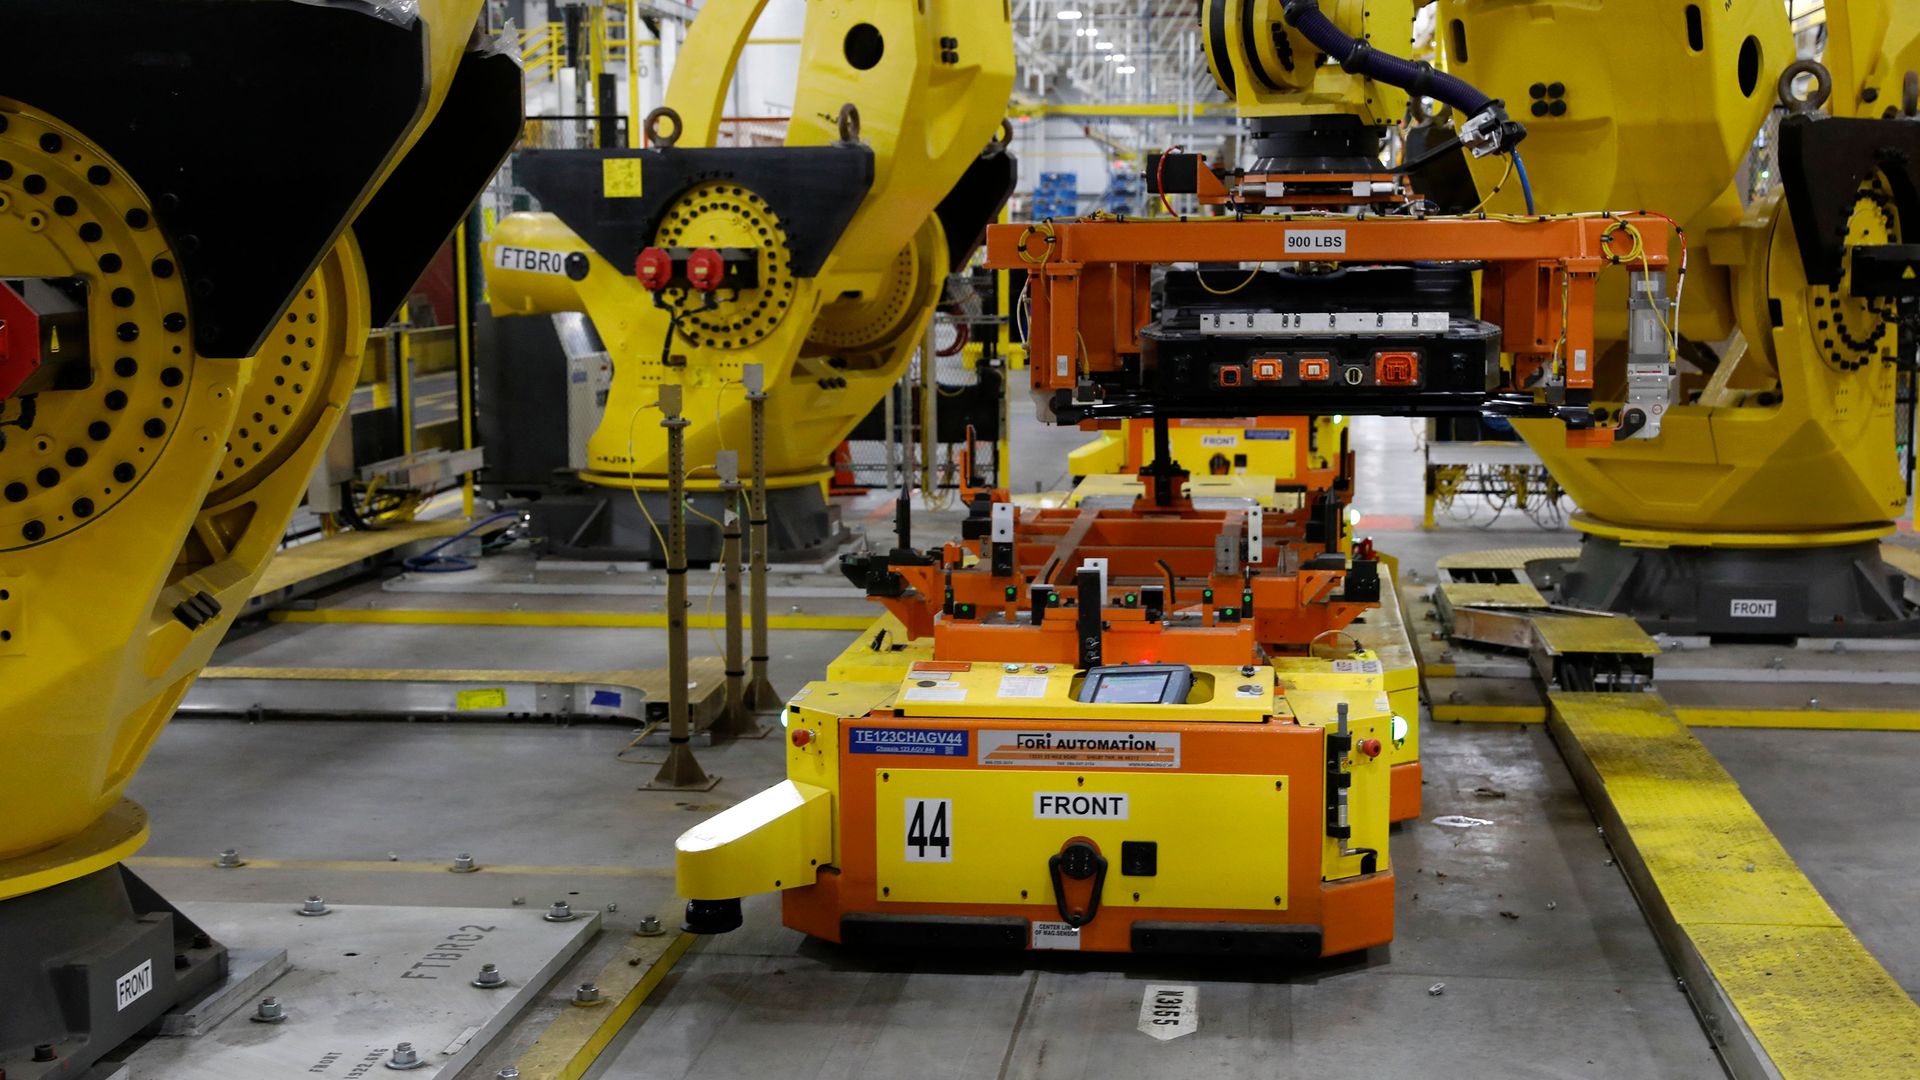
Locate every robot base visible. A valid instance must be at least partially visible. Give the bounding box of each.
[527,485,847,564]
[0,865,226,1078]
[1540,535,1920,639]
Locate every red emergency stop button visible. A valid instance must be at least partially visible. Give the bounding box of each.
[686,248,725,292]
[791,728,814,748]
[635,247,673,291]
[1358,738,1382,759]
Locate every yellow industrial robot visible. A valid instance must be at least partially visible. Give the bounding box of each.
[0,3,520,1072]
[1442,0,1920,636]
[484,0,1017,561]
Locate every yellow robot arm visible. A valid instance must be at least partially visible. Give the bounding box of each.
[0,1,520,884]
[483,1,1015,556]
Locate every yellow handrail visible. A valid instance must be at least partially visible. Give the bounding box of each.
[518,22,567,83]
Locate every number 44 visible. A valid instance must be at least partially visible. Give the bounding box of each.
[904,798,952,863]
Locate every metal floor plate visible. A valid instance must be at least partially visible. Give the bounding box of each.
[1548,692,1920,1079]
[114,902,598,1079]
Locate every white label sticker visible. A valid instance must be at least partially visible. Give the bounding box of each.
[1332,659,1384,674]
[115,958,154,1012]
[1032,921,1082,950]
[1199,434,1238,448]
[1729,599,1777,619]
[903,798,953,862]
[1284,229,1347,255]
[978,730,1180,769]
[493,245,574,276]
[1138,984,1199,1040]
[903,682,968,703]
[1033,792,1130,819]
[997,675,1050,699]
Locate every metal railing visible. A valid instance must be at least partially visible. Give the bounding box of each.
[522,115,629,152]
[519,22,567,83]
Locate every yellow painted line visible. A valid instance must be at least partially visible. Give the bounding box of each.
[127,856,673,878]
[1549,692,1920,1078]
[1430,704,1546,724]
[267,608,872,631]
[516,931,697,1080]
[1675,708,1920,732]
[1421,663,1457,677]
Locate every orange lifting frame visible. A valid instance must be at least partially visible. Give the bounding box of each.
[868,505,1366,663]
[985,215,1674,397]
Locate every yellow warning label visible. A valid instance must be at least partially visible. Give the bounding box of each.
[1903,265,1916,281]
[456,687,508,710]
[602,158,643,198]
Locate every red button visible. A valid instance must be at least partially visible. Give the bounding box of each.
[635,247,673,291]
[1358,738,1382,759]
[790,728,814,748]
[686,248,726,292]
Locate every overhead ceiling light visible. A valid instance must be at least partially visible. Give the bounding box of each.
[1115,65,1136,74]
[1056,8,1082,19]
[1095,40,1113,49]
[1103,54,1128,62]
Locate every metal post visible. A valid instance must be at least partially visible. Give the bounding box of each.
[396,304,414,457]
[454,218,477,519]
[921,319,938,496]
[882,382,898,492]
[711,449,763,738]
[743,364,784,713]
[648,384,716,790]
[897,378,913,504]
[626,0,643,149]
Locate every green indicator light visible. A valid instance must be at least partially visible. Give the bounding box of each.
[1203,588,1215,601]
[1005,586,1016,599]
[1125,593,1137,605]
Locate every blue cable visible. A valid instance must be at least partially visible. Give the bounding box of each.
[401,510,523,573]
[1513,152,1537,215]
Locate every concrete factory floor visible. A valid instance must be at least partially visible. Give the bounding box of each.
[120,418,1920,1079]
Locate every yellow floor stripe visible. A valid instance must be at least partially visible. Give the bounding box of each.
[127,856,673,878]
[1430,700,1920,731]
[268,608,873,631]
[1549,692,1920,1079]
[201,657,725,688]
[1430,703,1546,724]
[1676,708,1920,732]
[516,931,697,1080]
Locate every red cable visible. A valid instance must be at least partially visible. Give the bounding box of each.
[935,320,970,357]
[1157,144,1182,217]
